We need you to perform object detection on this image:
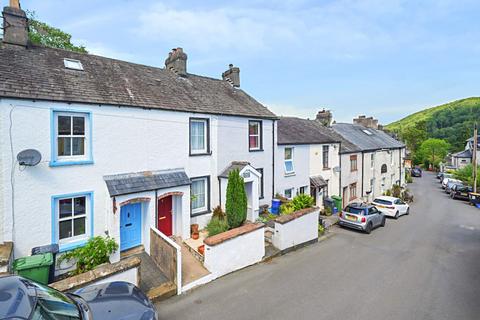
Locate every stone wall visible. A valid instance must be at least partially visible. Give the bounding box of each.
[150,228,177,284]
[51,256,140,292]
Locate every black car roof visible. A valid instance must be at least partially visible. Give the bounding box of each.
[0,276,36,319]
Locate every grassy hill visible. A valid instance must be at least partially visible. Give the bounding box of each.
[386,97,480,152]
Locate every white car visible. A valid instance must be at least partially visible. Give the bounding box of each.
[442,177,461,189]
[372,196,410,219]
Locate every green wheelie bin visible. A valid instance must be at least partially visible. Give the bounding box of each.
[13,252,53,285]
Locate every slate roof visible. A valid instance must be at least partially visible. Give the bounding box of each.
[103,169,190,197]
[277,117,360,154]
[332,123,405,151]
[219,161,250,178]
[310,175,327,188]
[277,117,341,145]
[452,149,472,158]
[0,45,277,119]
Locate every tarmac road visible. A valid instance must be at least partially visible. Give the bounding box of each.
[157,172,480,320]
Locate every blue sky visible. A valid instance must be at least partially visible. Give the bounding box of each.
[13,0,480,123]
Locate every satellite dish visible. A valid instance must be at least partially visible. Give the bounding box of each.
[17,149,42,166]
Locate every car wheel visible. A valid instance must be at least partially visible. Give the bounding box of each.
[395,211,399,219]
[365,222,372,234]
[406,208,410,215]
[381,217,386,227]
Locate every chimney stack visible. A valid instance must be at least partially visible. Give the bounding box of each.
[353,115,379,129]
[315,109,333,127]
[165,47,187,76]
[222,64,240,87]
[2,0,28,49]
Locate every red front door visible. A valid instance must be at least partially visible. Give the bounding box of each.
[157,196,173,236]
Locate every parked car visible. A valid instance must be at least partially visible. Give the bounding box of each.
[443,178,461,191]
[0,275,158,320]
[411,168,422,177]
[451,185,473,200]
[372,196,410,219]
[445,181,463,194]
[440,173,452,184]
[437,172,444,180]
[339,203,386,234]
[442,176,458,189]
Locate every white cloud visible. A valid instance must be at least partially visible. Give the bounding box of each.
[135,4,300,54]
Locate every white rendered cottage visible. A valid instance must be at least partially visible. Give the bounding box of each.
[275,117,341,207]
[332,122,406,203]
[0,5,277,265]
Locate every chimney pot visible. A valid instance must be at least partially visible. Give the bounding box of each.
[315,109,332,127]
[222,64,240,87]
[2,1,28,49]
[165,47,188,76]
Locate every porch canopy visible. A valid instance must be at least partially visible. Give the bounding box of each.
[310,175,327,188]
[104,168,191,197]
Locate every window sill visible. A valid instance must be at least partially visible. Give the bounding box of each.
[249,148,264,153]
[58,239,88,253]
[284,172,296,177]
[322,167,330,170]
[189,151,212,157]
[49,159,94,167]
[191,210,211,217]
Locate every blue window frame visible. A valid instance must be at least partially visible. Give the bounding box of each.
[50,109,93,167]
[51,191,94,252]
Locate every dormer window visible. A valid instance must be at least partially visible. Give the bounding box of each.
[64,58,84,71]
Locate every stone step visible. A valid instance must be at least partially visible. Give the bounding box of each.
[264,230,273,243]
[263,244,280,261]
[120,245,145,259]
[147,281,177,303]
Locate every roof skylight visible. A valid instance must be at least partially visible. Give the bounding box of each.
[63,58,84,71]
[362,129,373,135]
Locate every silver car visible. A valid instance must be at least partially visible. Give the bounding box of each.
[339,203,386,234]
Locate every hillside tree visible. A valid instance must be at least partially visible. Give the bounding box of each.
[27,11,87,53]
[417,138,450,168]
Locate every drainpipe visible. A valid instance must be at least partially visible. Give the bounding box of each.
[338,142,342,196]
[361,151,365,197]
[398,147,402,185]
[154,190,158,227]
[218,177,222,207]
[272,119,276,199]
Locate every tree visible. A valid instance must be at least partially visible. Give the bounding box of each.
[417,138,450,168]
[400,122,427,153]
[27,11,87,53]
[453,164,480,188]
[225,169,247,229]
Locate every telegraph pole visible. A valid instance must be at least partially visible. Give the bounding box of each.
[473,124,478,193]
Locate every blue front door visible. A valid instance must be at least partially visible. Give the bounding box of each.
[120,203,142,251]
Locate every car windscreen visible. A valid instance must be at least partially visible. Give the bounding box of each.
[373,199,392,205]
[30,280,81,320]
[345,206,365,215]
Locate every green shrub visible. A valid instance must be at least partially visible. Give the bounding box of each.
[225,169,247,229]
[324,206,332,216]
[318,224,325,235]
[206,217,229,237]
[280,202,294,215]
[384,189,392,196]
[406,174,413,183]
[291,194,314,211]
[392,184,402,198]
[212,205,226,221]
[58,236,118,275]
